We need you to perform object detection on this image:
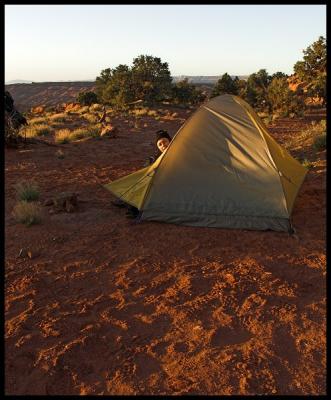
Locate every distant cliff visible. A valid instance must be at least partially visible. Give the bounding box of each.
[5,81,96,111]
[172,75,248,84]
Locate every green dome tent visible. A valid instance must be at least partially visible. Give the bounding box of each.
[104,94,307,232]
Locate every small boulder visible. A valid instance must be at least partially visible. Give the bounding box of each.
[47,192,79,213]
[100,125,118,138]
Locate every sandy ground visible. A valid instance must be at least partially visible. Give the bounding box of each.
[5,110,326,395]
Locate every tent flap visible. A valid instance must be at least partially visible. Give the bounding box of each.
[142,209,291,232]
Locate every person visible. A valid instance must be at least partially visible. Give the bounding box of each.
[112,129,172,218]
[146,129,172,165]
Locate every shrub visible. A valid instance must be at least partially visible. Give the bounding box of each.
[262,116,273,125]
[267,77,305,116]
[285,119,326,150]
[301,159,313,169]
[14,181,40,202]
[244,69,271,111]
[55,129,72,144]
[96,55,173,107]
[12,201,42,226]
[211,73,239,97]
[294,36,326,105]
[77,91,99,106]
[301,119,326,139]
[313,133,326,151]
[23,124,51,137]
[70,126,100,140]
[172,78,206,105]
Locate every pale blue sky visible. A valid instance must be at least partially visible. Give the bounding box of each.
[5,4,326,82]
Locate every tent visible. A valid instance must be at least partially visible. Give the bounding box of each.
[104,94,307,232]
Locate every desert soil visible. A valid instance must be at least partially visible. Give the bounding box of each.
[5,109,326,395]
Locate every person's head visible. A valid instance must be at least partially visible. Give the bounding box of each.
[155,130,171,153]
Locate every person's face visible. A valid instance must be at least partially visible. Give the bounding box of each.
[157,137,170,153]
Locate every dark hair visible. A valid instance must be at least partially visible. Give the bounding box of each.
[155,129,171,144]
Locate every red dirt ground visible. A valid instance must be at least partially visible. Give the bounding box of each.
[5,110,326,395]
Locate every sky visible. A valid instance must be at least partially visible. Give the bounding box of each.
[5,4,326,82]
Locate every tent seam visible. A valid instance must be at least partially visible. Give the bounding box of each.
[231,95,290,216]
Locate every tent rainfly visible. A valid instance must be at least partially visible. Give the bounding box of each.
[104,94,307,232]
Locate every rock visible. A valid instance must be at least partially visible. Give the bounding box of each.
[17,248,38,259]
[18,248,27,258]
[31,106,44,114]
[48,192,79,213]
[27,250,38,259]
[65,200,75,213]
[100,125,118,138]
[43,199,53,206]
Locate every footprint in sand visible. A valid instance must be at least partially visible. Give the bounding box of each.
[133,353,161,379]
[272,325,299,365]
[210,325,252,349]
[174,342,189,353]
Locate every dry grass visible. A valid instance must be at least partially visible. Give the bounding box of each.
[262,116,273,125]
[12,201,42,226]
[132,108,149,117]
[301,159,314,170]
[284,119,326,150]
[14,181,40,202]
[90,104,103,112]
[49,113,68,122]
[83,113,99,123]
[22,124,52,138]
[70,125,100,140]
[147,110,158,117]
[55,129,72,144]
[78,106,90,114]
[29,117,49,125]
[55,125,100,143]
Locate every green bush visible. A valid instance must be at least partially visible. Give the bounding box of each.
[77,91,99,106]
[267,77,305,116]
[294,36,326,105]
[172,78,206,105]
[14,181,40,201]
[96,55,173,108]
[211,73,239,97]
[313,133,326,151]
